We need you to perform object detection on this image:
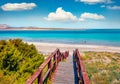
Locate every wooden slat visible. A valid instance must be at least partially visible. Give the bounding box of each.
[54,53,75,84]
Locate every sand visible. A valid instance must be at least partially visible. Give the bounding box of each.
[27,42,120,54]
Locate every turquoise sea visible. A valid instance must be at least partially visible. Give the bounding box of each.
[0,29,120,47]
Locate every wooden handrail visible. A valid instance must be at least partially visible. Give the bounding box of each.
[73,49,90,84]
[26,49,69,84]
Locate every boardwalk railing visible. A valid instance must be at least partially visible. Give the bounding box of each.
[73,49,90,84]
[26,49,69,84]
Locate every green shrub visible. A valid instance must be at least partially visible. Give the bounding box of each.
[0,39,44,84]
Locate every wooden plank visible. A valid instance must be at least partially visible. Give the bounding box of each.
[53,53,74,84]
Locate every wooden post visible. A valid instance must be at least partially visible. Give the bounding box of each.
[57,52,59,63]
[53,54,56,71]
[48,59,52,79]
[38,71,43,84]
[57,52,60,62]
[59,52,61,62]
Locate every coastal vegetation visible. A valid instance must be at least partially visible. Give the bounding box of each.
[82,52,120,84]
[0,39,44,84]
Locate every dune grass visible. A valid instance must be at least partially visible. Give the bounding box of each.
[82,52,120,84]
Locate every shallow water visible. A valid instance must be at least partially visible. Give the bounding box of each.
[0,29,120,47]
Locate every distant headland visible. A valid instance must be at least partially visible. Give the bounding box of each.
[0,24,82,30]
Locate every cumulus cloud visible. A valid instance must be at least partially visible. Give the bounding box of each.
[45,7,105,22]
[78,0,113,4]
[80,12,105,20]
[44,7,78,22]
[1,3,36,11]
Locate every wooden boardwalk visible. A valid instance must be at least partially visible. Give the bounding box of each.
[53,53,77,84]
[26,49,90,84]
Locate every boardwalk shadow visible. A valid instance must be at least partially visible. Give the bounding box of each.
[73,55,79,84]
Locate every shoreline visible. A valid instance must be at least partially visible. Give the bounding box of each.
[27,42,120,53]
[0,27,82,31]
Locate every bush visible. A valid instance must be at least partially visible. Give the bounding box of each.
[0,39,44,84]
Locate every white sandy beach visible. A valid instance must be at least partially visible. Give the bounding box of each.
[27,42,120,53]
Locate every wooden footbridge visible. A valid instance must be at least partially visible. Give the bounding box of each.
[26,49,90,84]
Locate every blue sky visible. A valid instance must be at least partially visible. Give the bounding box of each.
[0,0,120,28]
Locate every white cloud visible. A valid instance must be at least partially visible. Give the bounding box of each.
[1,3,36,11]
[44,7,78,22]
[101,5,120,10]
[81,0,105,4]
[80,12,105,20]
[79,0,113,4]
[45,7,105,22]
[107,6,120,10]
[79,18,85,21]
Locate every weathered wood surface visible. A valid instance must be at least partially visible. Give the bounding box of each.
[53,52,75,84]
[26,49,69,84]
[26,49,90,84]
